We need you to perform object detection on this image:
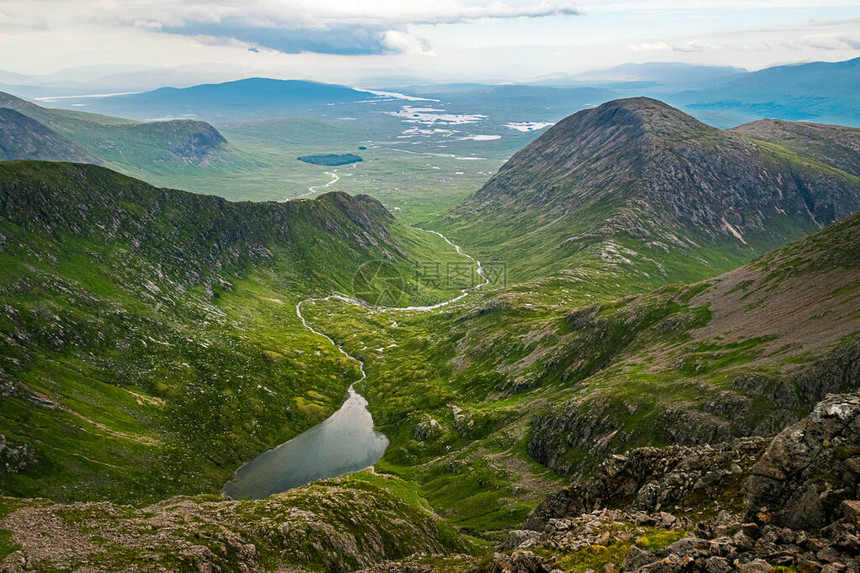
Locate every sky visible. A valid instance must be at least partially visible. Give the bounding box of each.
[0,0,858,87]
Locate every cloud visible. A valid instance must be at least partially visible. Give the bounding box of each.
[161,22,403,55]
[381,30,435,56]
[629,41,672,52]
[629,39,721,53]
[91,0,582,55]
[784,33,860,52]
[0,7,48,31]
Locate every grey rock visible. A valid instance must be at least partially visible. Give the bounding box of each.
[744,393,860,530]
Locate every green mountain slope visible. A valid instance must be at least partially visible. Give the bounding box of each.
[731,118,860,178]
[300,211,860,533]
[439,97,860,287]
[0,91,227,169]
[0,161,465,504]
[0,108,98,163]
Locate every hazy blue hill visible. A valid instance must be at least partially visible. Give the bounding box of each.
[567,62,748,90]
[0,108,98,163]
[676,57,860,127]
[74,77,373,121]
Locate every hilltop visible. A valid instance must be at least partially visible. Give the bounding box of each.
[60,78,374,122]
[440,97,860,286]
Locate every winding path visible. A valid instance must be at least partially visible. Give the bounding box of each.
[296,229,487,391]
[291,171,340,200]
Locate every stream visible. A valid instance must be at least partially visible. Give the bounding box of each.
[222,230,487,499]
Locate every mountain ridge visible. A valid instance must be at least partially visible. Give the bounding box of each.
[442,97,860,284]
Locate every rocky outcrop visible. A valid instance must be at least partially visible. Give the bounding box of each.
[744,393,860,531]
[528,337,860,481]
[128,119,227,164]
[0,476,464,573]
[0,434,36,474]
[515,394,860,572]
[527,438,767,531]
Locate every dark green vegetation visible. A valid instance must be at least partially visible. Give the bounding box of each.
[438,98,860,284]
[301,205,860,539]
[298,153,363,166]
[0,160,467,505]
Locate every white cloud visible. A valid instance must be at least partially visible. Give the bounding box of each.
[629,41,672,52]
[75,0,583,55]
[381,30,435,56]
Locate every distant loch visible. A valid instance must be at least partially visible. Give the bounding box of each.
[298,153,363,166]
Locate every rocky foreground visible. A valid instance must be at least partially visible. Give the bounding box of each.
[2,393,858,572]
[369,393,860,573]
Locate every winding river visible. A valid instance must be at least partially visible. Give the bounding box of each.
[222,230,487,499]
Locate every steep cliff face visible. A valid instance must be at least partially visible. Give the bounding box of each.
[443,97,860,282]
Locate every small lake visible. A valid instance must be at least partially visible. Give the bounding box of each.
[222,386,389,499]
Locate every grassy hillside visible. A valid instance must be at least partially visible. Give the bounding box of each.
[298,212,860,534]
[0,161,467,505]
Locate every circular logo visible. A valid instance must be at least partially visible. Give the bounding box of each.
[351,260,405,306]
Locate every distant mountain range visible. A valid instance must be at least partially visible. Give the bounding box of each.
[6,57,856,129]
[672,57,860,127]
[440,97,860,284]
[54,78,376,122]
[559,61,748,90]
